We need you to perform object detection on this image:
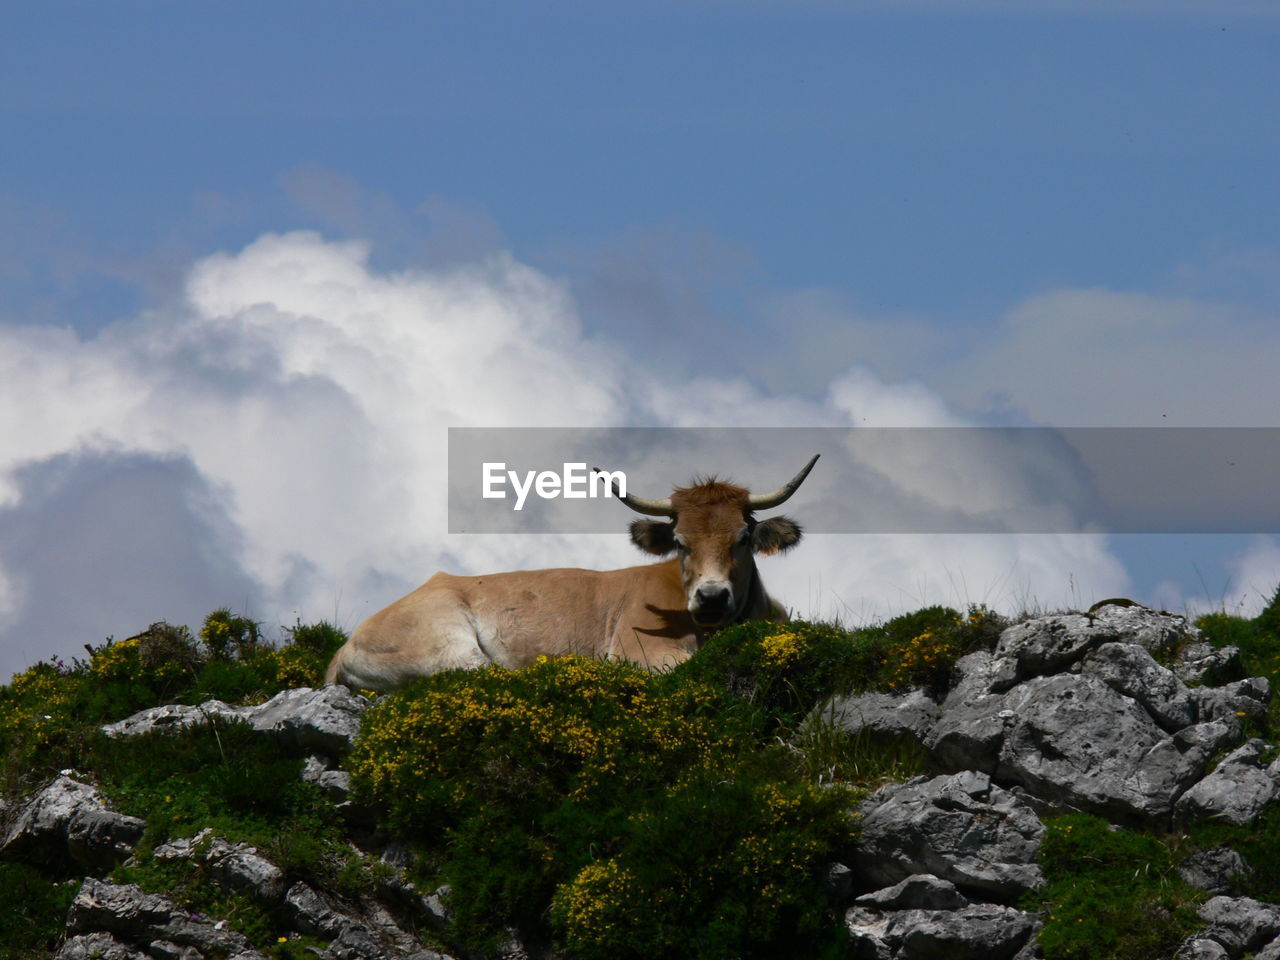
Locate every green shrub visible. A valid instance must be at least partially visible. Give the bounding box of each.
[670,619,884,733]
[1026,814,1202,960]
[0,864,80,958]
[0,614,348,795]
[349,655,857,957]
[550,763,853,960]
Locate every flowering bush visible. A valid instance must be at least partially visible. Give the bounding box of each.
[349,654,856,957]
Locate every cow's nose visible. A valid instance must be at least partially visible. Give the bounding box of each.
[695,584,731,609]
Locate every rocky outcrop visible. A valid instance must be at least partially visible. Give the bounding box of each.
[853,771,1044,903]
[1,774,145,872]
[101,685,368,757]
[923,604,1268,827]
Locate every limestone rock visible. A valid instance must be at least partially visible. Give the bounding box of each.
[1179,846,1251,896]
[992,674,1234,823]
[1176,740,1280,826]
[854,771,1044,902]
[854,874,971,911]
[845,901,1039,960]
[816,688,941,746]
[1,775,145,872]
[1078,642,1195,732]
[1196,895,1280,955]
[65,878,267,960]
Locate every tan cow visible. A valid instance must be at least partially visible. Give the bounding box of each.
[324,455,818,690]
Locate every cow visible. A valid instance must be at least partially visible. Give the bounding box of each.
[324,455,819,690]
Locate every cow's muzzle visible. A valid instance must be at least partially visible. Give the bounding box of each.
[691,582,734,628]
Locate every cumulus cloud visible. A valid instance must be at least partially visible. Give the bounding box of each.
[0,230,1140,679]
[935,288,1280,426]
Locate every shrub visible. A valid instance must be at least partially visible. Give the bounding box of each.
[670,619,884,733]
[348,655,857,956]
[0,865,80,958]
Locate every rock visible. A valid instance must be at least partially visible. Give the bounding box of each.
[285,881,353,939]
[992,674,1235,823]
[65,878,267,960]
[1179,846,1251,896]
[102,686,368,757]
[1176,740,1280,826]
[854,874,970,911]
[1079,642,1195,732]
[826,862,856,902]
[845,901,1039,960]
[54,932,150,960]
[206,838,287,903]
[854,771,1044,902]
[1086,603,1193,655]
[246,685,368,756]
[100,700,244,738]
[925,653,1029,774]
[990,614,1108,691]
[1174,643,1244,686]
[816,689,941,746]
[1197,895,1280,955]
[1192,678,1272,725]
[1258,936,1280,960]
[1,775,145,872]
[1177,939,1231,960]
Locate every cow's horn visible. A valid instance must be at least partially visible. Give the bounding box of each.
[747,454,820,511]
[592,466,674,516]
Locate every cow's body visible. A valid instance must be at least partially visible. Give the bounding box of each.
[324,557,786,690]
[326,456,817,691]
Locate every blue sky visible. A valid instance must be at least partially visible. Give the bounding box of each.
[2,1,1278,676]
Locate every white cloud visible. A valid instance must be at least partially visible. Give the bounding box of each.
[938,288,1280,426]
[0,231,1142,678]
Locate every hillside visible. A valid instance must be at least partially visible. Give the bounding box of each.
[2,594,1280,960]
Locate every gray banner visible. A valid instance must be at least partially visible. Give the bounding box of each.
[448,427,1280,534]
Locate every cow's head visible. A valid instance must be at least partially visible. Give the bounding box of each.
[598,455,818,630]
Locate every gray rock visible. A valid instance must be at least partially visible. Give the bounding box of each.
[1086,603,1193,655]
[990,614,1107,691]
[1174,643,1244,686]
[854,874,970,911]
[817,689,942,746]
[1,775,145,871]
[153,827,214,861]
[1179,846,1251,895]
[102,686,368,757]
[100,699,243,738]
[826,862,856,902]
[1258,936,1280,960]
[1176,939,1231,960]
[925,656,1033,774]
[1176,740,1280,826]
[845,902,1039,960]
[148,942,203,960]
[207,838,287,903]
[1197,895,1280,954]
[1192,678,1272,726]
[285,881,354,939]
[54,933,150,960]
[993,674,1235,823]
[854,771,1044,902]
[65,878,267,960]
[1079,642,1195,731]
[247,685,368,756]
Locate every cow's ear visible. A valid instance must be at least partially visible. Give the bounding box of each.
[630,519,677,555]
[753,516,802,557]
